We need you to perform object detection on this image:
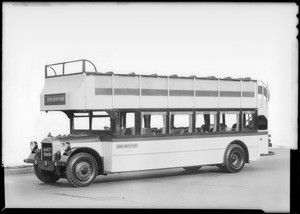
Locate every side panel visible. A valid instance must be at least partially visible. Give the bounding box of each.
[257,133,269,155]
[168,78,194,108]
[241,81,256,108]
[219,80,241,108]
[88,75,113,109]
[140,77,168,108]
[194,79,218,108]
[101,141,113,171]
[113,75,140,109]
[68,142,103,159]
[104,133,267,173]
[40,74,86,111]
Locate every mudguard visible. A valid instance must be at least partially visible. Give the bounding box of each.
[58,148,80,165]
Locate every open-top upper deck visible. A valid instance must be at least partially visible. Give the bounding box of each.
[41,59,269,111]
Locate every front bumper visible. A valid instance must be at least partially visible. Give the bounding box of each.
[24,152,69,170]
[24,153,37,164]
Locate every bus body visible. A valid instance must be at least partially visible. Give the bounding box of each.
[25,59,271,187]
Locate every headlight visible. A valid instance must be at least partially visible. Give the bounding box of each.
[30,141,38,151]
[62,142,71,152]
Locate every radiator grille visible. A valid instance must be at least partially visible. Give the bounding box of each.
[41,143,52,161]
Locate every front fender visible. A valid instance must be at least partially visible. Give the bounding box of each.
[58,148,81,165]
[58,147,104,174]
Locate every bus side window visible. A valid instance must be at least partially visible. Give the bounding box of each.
[92,117,110,130]
[242,111,256,131]
[73,112,89,130]
[195,112,217,133]
[141,112,167,135]
[220,111,240,132]
[74,117,89,130]
[170,112,193,134]
[120,112,136,136]
[92,111,111,131]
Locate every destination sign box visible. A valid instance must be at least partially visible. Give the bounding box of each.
[44,93,66,105]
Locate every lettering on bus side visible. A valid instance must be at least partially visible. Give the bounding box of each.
[44,93,66,105]
[116,144,138,149]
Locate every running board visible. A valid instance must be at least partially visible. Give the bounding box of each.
[260,151,275,156]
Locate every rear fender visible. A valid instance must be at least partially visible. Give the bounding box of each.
[221,140,249,166]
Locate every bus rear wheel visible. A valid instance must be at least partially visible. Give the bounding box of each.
[34,165,60,183]
[222,144,246,173]
[66,152,98,187]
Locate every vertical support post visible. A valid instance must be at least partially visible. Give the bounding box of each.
[89,111,92,131]
[217,79,220,109]
[216,110,220,132]
[192,109,196,133]
[62,63,65,75]
[45,66,47,78]
[135,110,141,136]
[166,109,170,134]
[82,60,86,73]
[239,109,242,131]
[70,114,74,133]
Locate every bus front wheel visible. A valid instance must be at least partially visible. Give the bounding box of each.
[34,165,60,183]
[66,152,98,187]
[222,144,246,173]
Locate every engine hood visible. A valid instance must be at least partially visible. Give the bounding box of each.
[39,133,102,162]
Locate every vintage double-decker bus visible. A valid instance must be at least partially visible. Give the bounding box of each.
[24,59,272,187]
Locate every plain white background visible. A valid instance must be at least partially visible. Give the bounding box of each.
[2,3,298,166]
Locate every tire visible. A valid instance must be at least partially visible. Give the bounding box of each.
[223,144,246,173]
[66,152,98,187]
[183,166,202,171]
[217,165,229,173]
[34,164,60,183]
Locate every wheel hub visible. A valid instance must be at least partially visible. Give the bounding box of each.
[230,152,242,169]
[75,161,93,181]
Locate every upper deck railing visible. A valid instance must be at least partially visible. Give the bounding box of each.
[44,59,269,101]
[45,59,97,78]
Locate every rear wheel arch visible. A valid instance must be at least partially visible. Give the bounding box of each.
[220,141,247,173]
[68,147,104,175]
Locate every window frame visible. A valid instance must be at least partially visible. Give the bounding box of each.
[169,111,194,135]
[195,111,218,133]
[117,111,139,137]
[112,108,259,139]
[70,110,113,133]
[141,111,167,136]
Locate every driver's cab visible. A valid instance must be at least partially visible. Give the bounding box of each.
[62,110,139,138]
[62,110,117,136]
